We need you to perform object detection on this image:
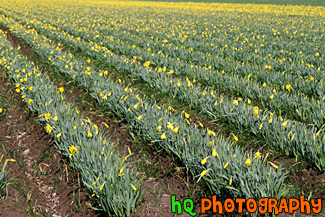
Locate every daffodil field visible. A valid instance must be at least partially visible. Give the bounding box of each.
[0,0,324,215]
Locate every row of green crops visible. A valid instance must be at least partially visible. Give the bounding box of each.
[0,15,290,202]
[0,29,143,216]
[2,13,324,171]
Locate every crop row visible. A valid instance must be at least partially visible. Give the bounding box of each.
[0,29,143,216]
[0,14,289,201]
[2,13,324,171]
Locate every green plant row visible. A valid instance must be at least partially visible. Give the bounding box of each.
[4,14,324,171]
[0,29,143,216]
[5,9,325,127]
[0,15,289,201]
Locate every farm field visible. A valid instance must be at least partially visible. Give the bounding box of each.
[0,0,324,216]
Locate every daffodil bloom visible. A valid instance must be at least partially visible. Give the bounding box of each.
[224,162,229,169]
[137,114,143,121]
[286,83,292,91]
[201,157,208,165]
[46,124,53,133]
[233,154,236,159]
[15,88,20,93]
[160,132,166,139]
[0,108,2,113]
[229,177,232,185]
[168,70,174,75]
[119,167,124,175]
[100,182,106,191]
[167,122,174,130]
[310,76,315,82]
[173,127,179,134]
[233,135,238,142]
[133,103,139,109]
[259,124,263,130]
[200,169,208,178]
[233,100,238,106]
[247,99,251,104]
[245,158,251,166]
[199,122,204,128]
[269,162,278,169]
[247,74,252,79]
[157,125,162,131]
[28,99,33,104]
[184,113,190,119]
[88,129,93,137]
[57,133,62,138]
[262,83,266,87]
[103,123,109,128]
[254,151,261,159]
[143,61,150,67]
[253,107,259,116]
[44,113,51,120]
[282,120,288,128]
[130,184,137,191]
[59,87,64,93]
[270,94,274,99]
[212,149,218,157]
[53,115,58,122]
[69,145,79,158]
